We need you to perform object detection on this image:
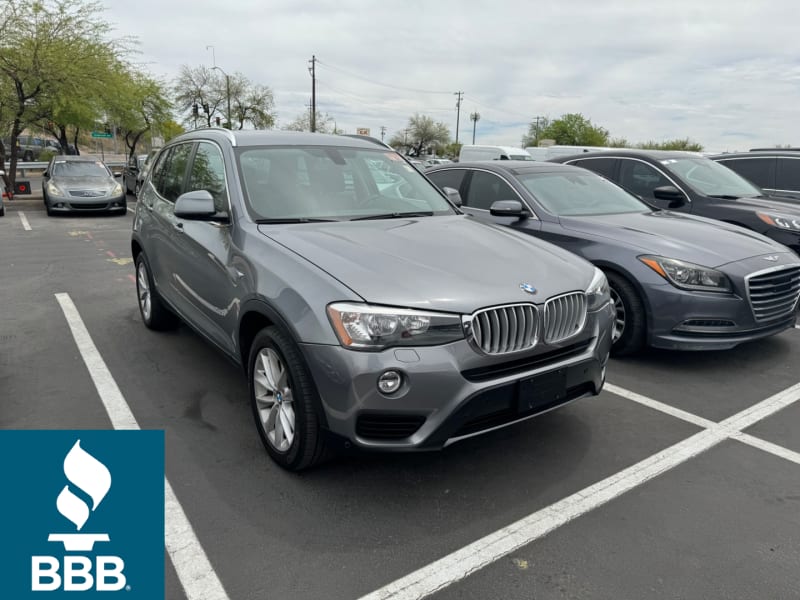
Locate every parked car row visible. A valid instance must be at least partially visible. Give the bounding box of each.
[2,136,77,161]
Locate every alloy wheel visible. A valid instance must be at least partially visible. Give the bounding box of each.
[253,348,296,452]
[610,287,626,343]
[136,261,152,322]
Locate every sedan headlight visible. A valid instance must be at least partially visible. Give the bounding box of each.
[639,255,732,293]
[327,302,464,350]
[757,212,800,231]
[46,181,62,196]
[586,267,611,310]
[112,182,123,196]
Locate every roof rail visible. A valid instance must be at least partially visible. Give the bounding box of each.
[749,147,800,152]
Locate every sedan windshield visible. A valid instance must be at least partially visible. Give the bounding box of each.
[662,157,762,198]
[517,171,649,216]
[52,161,111,178]
[237,146,455,221]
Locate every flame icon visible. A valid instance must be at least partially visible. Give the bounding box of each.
[48,440,112,551]
[56,440,111,530]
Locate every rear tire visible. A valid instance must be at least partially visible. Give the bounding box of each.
[248,326,328,472]
[606,271,646,356]
[135,253,179,330]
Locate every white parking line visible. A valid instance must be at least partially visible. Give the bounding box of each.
[55,293,230,600]
[360,383,800,600]
[127,206,135,214]
[604,384,716,429]
[18,211,32,231]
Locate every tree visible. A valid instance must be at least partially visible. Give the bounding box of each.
[0,0,126,186]
[390,114,450,157]
[174,64,224,128]
[108,70,172,160]
[284,110,333,133]
[441,142,462,159]
[521,117,552,147]
[537,113,609,147]
[637,138,704,152]
[608,137,629,148]
[226,73,276,130]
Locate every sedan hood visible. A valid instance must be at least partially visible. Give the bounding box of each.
[730,195,800,213]
[53,176,115,190]
[560,211,785,268]
[258,215,594,314]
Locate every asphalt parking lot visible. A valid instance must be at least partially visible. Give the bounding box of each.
[2,196,799,600]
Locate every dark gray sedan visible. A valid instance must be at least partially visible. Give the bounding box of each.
[132,130,615,470]
[43,156,127,215]
[427,161,800,355]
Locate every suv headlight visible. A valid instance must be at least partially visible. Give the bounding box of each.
[46,181,62,196]
[586,267,611,310]
[112,182,123,195]
[757,212,800,231]
[639,255,732,293]
[327,302,464,350]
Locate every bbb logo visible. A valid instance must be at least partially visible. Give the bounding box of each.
[0,430,164,599]
[33,440,126,591]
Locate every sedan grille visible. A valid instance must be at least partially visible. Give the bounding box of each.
[747,266,800,322]
[469,304,538,355]
[543,292,588,343]
[68,190,105,197]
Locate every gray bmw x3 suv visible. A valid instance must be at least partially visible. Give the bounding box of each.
[131,129,614,470]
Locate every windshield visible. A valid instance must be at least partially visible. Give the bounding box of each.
[662,157,762,198]
[518,170,649,216]
[52,161,110,178]
[237,146,455,221]
[509,154,535,161]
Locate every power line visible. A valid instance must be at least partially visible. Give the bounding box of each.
[316,59,453,95]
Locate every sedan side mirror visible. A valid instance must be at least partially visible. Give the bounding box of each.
[174,190,225,221]
[490,199,527,218]
[442,186,462,207]
[43,171,49,178]
[653,185,686,206]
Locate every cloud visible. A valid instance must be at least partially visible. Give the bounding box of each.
[102,0,800,152]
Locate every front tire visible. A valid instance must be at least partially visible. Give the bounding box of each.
[135,253,178,330]
[248,326,328,471]
[606,271,646,356]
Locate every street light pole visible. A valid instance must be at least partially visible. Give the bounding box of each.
[207,45,232,130]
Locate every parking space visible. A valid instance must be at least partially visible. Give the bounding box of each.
[2,202,799,600]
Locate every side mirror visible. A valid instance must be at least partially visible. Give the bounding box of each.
[174,190,224,221]
[490,199,527,218]
[114,172,122,177]
[653,185,686,206]
[43,171,49,178]
[442,186,462,207]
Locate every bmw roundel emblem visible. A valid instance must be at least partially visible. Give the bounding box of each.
[519,283,537,295]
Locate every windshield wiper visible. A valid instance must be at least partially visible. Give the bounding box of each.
[350,211,434,221]
[254,217,338,224]
[707,194,743,200]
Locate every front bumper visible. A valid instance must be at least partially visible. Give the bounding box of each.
[300,302,613,450]
[644,256,800,350]
[47,193,127,212]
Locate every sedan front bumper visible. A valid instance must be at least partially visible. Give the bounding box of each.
[46,193,127,213]
[300,303,613,450]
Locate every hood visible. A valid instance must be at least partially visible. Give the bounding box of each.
[258,215,594,314]
[559,211,786,268]
[728,195,800,213]
[53,176,115,190]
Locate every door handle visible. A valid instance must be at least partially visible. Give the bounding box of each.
[173,222,184,233]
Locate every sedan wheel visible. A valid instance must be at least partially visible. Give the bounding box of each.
[610,287,626,343]
[253,348,296,452]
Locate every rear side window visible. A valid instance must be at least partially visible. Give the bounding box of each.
[569,157,616,179]
[776,158,800,191]
[154,143,193,202]
[427,169,467,194]
[718,157,774,189]
[187,142,228,212]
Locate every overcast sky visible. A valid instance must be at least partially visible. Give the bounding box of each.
[101,0,799,152]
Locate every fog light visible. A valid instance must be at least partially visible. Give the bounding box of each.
[377,370,402,394]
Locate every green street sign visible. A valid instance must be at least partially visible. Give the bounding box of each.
[91,131,113,138]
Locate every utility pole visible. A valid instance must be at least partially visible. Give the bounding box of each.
[470,112,480,145]
[308,55,317,132]
[532,115,544,146]
[454,91,464,145]
[380,126,386,142]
